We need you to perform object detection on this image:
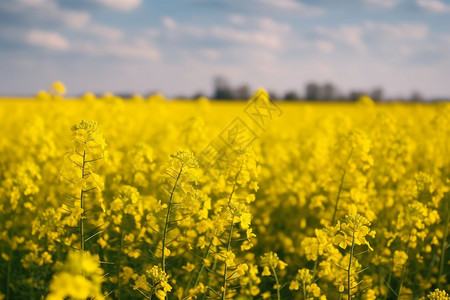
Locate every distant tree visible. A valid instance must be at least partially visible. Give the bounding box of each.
[174,95,189,100]
[268,90,279,101]
[335,92,347,101]
[213,76,234,100]
[192,92,206,100]
[234,85,250,100]
[145,91,161,98]
[322,83,337,101]
[284,91,300,101]
[349,90,364,101]
[409,91,423,102]
[305,82,320,101]
[370,87,384,102]
[116,92,134,99]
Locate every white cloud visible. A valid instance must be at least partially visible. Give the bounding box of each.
[89,24,123,41]
[441,34,450,47]
[145,19,287,52]
[76,39,160,61]
[256,17,291,34]
[177,25,207,38]
[162,17,177,29]
[162,16,291,51]
[61,10,91,29]
[315,22,429,54]
[211,26,283,49]
[108,43,160,61]
[315,40,334,54]
[416,0,450,12]
[364,22,428,40]
[261,0,303,9]
[259,0,324,15]
[362,0,403,9]
[25,30,69,50]
[252,51,277,64]
[16,0,48,6]
[0,0,90,29]
[94,0,142,11]
[144,28,161,38]
[186,0,323,16]
[226,15,291,34]
[399,45,413,55]
[229,14,246,25]
[201,49,221,60]
[316,25,367,52]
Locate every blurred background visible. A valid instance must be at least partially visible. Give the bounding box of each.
[0,0,449,101]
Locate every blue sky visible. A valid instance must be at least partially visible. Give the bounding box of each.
[0,0,449,98]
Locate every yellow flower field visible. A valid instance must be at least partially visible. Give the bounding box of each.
[0,86,449,300]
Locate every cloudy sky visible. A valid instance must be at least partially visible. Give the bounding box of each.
[0,0,449,98]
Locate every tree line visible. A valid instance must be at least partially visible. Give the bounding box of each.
[209,76,426,102]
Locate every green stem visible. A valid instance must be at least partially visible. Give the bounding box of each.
[270,264,281,300]
[302,279,307,300]
[189,170,240,299]
[6,247,12,300]
[331,148,353,225]
[221,215,235,300]
[191,237,214,291]
[383,271,392,300]
[219,170,242,300]
[117,220,124,300]
[182,235,215,300]
[348,231,356,300]
[5,212,18,299]
[80,150,86,253]
[162,168,182,272]
[397,229,412,300]
[331,169,346,225]
[202,257,217,300]
[438,194,449,289]
[311,250,319,281]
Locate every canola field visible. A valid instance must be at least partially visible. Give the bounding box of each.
[0,86,449,300]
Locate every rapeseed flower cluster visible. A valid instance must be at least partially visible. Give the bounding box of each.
[0,83,448,299]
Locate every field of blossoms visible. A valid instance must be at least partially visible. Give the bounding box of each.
[0,83,449,300]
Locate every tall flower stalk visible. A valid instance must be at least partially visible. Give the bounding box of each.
[261,252,287,300]
[61,120,107,253]
[160,151,199,273]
